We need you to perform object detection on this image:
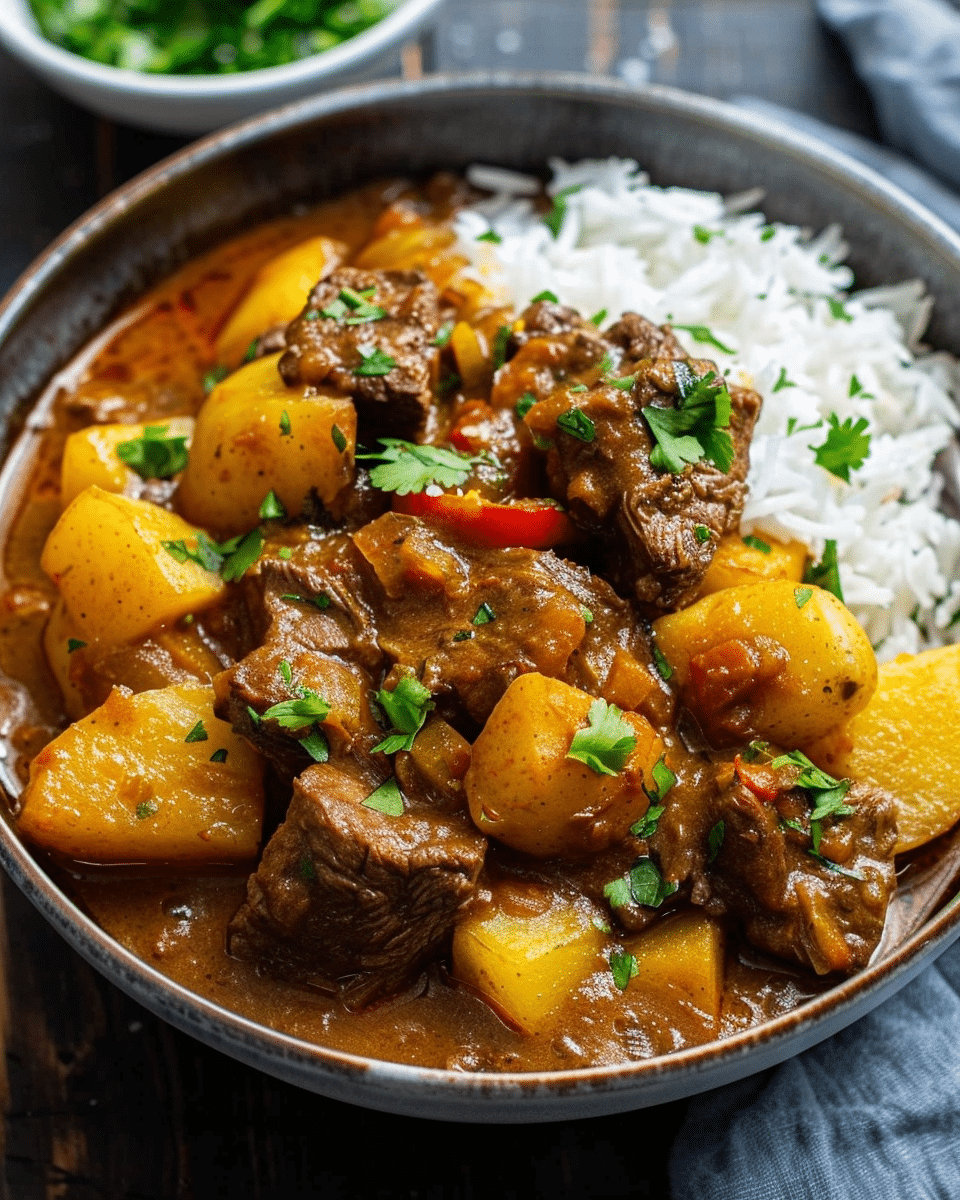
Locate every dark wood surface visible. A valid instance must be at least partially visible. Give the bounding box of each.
[0,3,878,1195]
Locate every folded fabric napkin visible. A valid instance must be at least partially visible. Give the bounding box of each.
[668,98,960,1200]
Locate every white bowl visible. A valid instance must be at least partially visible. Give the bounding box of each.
[0,0,444,134]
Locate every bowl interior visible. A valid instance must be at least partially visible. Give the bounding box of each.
[2,74,960,1121]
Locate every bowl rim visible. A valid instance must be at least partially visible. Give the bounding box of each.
[0,0,443,96]
[3,69,960,1110]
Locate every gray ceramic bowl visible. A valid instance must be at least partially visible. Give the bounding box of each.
[2,73,960,1123]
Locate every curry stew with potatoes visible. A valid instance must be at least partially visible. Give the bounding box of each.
[2,173,958,1071]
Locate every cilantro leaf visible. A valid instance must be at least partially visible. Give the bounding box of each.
[184,720,208,743]
[258,490,287,520]
[557,408,596,442]
[609,951,638,991]
[649,756,676,800]
[116,425,189,480]
[543,185,579,238]
[642,364,734,475]
[693,225,721,244]
[261,690,331,730]
[604,857,677,910]
[530,289,559,303]
[810,413,871,482]
[743,535,771,554]
[708,820,725,863]
[472,602,496,625]
[631,804,665,840]
[492,324,511,371]
[373,676,434,755]
[67,638,86,653]
[794,586,813,609]
[279,410,292,436]
[590,308,608,326]
[516,393,537,419]
[673,324,736,355]
[566,699,637,776]
[432,320,454,347]
[331,425,347,452]
[652,646,673,681]
[827,297,853,322]
[301,729,329,763]
[476,229,502,244]
[355,345,396,376]
[357,438,489,496]
[773,367,796,393]
[209,748,228,764]
[804,539,843,601]
[694,524,712,544]
[362,777,405,816]
[808,850,865,880]
[220,529,264,582]
[281,592,330,610]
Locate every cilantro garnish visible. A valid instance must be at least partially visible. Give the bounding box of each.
[557,408,596,442]
[243,340,258,363]
[301,729,329,762]
[221,529,264,582]
[278,659,293,686]
[760,226,776,242]
[580,606,594,624]
[357,438,489,496]
[810,414,871,483]
[472,602,496,626]
[673,324,736,355]
[184,720,208,743]
[808,850,865,880]
[543,185,579,238]
[707,820,725,863]
[261,690,331,730]
[67,638,86,653]
[652,646,673,681]
[162,528,263,581]
[609,951,638,991]
[631,805,665,841]
[743,535,771,554]
[693,225,721,244]
[848,374,873,398]
[743,739,770,763]
[362,777,405,816]
[281,592,330,610]
[827,297,853,323]
[590,308,608,326]
[642,363,734,474]
[331,425,347,453]
[604,857,677,910]
[566,699,636,776]
[609,375,636,391]
[568,384,588,394]
[794,586,813,609]
[373,677,434,755]
[516,393,537,419]
[246,706,261,726]
[694,524,712,544]
[323,287,386,325]
[531,289,559,304]
[355,346,396,377]
[452,630,473,642]
[773,367,796,393]
[116,425,188,480]
[769,750,855,858]
[647,755,676,801]
[136,801,157,820]
[432,321,454,347]
[209,748,228,764]
[279,410,292,437]
[804,539,843,601]
[492,324,511,371]
[476,229,502,244]
[258,490,286,520]
[203,364,228,394]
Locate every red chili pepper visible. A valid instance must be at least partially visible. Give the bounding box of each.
[734,755,782,802]
[393,490,575,550]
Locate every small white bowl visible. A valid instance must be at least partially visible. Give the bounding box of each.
[0,0,444,135]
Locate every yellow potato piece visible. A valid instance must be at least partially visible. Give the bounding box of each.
[452,881,607,1032]
[652,581,877,746]
[465,673,664,858]
[623,912,725,1029]
[692,534,808,600]
[215,235,342,368]
[60,417,194,508]
[18,682,264,863]
[807,644,960,852]
[41,487,225,648]
[177,353,356,537]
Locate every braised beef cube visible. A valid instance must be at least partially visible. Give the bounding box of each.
[228,763,486,1005]
[279,267,441,439]
[605,313,686,364]
[491,301,609,409]
[706,775,897,976]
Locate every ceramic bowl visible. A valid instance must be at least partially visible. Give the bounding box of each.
[0,0,443,134]
[2,73,960,1122]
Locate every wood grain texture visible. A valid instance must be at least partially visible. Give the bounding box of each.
[0,2,872,1194]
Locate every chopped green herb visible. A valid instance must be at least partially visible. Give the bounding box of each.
[708,820,725,863]
[301,729,330,763]
[642,363,734,475]
[362,777,405,816]
[116,425,189,480]
[630,804,665,841]
[357,438,489,496]
[557,408,596,442]
[136,802,157,820]
[761,225,776,242]
[432,320,454,347]
[279,410,292,436]
[530,289,559,304]
[605,857,677,910]
[649,755,676,800]
[472,602,496,626]
[261,690,331,730]
[209,748,228,764]
[848,374,873,398]
[773,367,796,393]
[769,750,854,835]
[794,586,813,609]
[693,225,721,244]
[491,324,511,371]
[243,340,258,363]
[532,433,554,452]
[743,535,771,554]
[652,646,673,681]
[278,547,292,560]
[580,606,594,624]
[258,490,287,520]
[355,345,396,376]
[452,630,474,642]
[67,638,86,653]
[786,416,823,436]
[515,393,537,420]
[476,229,502,244]
[567,699,637,777]
[319,299,346,320]
[694,524,712,544]
[609,375,636,391]
[568,384,588,394]
[299,856,317,881]
[203,364,228,394]
[278,659,293,686]
[184,720,208,743]
[590,308,608,327]
[743,739,770,763]
[673,324,736,355]
[804,539,843,601]
[810,413,871,483]
[220,529,264,582]
[609,951,638,991]
[331,424,347,453]
[246,705,261,726]
[373,676,434,755]
[827,297,853,323]
[543,185,579,238]
[280,592,330,610]
[808,850,865,880]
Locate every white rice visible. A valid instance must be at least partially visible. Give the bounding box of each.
[457,158,960,659]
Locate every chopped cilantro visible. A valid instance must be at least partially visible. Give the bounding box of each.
[116,425,189,480]
[794,586,813,608]
[258,490,287,520]
[769,750,855,848]
[694,524,712,544]
[301,729,329,762]
[605,857,677,910]
[373,676,434,755]
[279,410,292,437]
[432,320,454,347]
[67,638,86,653]
[203,364,228,394]
[281,592,330,610]
[848,374,874,398]
[693,225,721,244]
[492,324,511,371]
[760,225,776,242]
[209,748,228,764]
[531,289,559,303]
[743,534,771,554]
[743,739,770,763]
[609,951,638,991]
[557,408,596,442]
[476,229,502,244]
[652,646,673,681]
[362,777,405,816]
[810,413,871,482]
[136,801,157,820]
[567,699,637,776]
[590,308,608,326]
[261,690,331,730]
[673,324,736,355]
[246,705,261,726]
[804,539,843,601]
[609,375,636,391]
[331,424,347,453]
[355,345,396,377]
[184,720,208,743]
[630,804,665,840]
[827,297,853,323]
[452,630,474,642]
[649,755,676,800]
[472,602,496,626]
[220,529,264,582]
[580,606,594,624]
[808,850,865,880]
[243,340,258,363]
[357,438,489,496]
[568,384,588,394]
[642,363,734,474]
[278,659,293,686]
[543,185,579,238]
[773,367,796,393]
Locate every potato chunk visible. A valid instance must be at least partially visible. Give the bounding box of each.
[652,581,876,747]
[60,417,194,508]
[465,673,664,858]
[622,912,724,1029]
[41,487,225,647]
[692,534,807,600]
[215,236,342,368]
[177,353,356,537]
[452,880,607,1032]
[18,682,265,863]
[807,644,960,852]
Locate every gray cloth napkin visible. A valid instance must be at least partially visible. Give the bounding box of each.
[669,97,960,1199]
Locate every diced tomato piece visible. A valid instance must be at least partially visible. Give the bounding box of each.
[393,490,575,550]
[734,755,782,802]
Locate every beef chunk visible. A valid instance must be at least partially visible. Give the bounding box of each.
[227,762,486,1005]
[490,301,609,409]
[605,313,686,364]
[525,345,761,610]
[703,769,897,975]
[279,267,441,439]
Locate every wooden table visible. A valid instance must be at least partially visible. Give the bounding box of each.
[0,3,879,1194]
